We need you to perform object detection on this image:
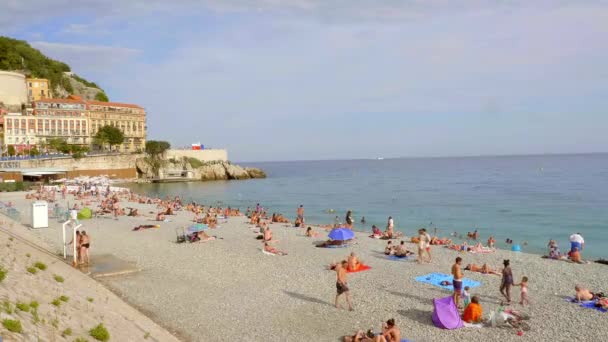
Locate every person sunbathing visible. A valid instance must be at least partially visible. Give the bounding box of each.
[156,213,165,221]
[575,285,595,302]
[343,329,375,342]
[190,231,216,242]
[343,318,400,342]
[394,241,414,257]
[370,225,382,238]
[264,242,287,255]
[263,226,274,242]
[596,297,608,310]
[430,236,452,245]
[462,296,483,323]
[316,239,348,248]
[464,263,500,275]
[347,252,362,271]
[305,227,319,237]
[384,241,394,255]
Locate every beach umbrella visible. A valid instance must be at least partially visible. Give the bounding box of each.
[328,228,355,241]
[187,224,208,232]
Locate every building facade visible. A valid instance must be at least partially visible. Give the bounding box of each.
[26,98,89,148]
[87,100,146,152]
[26,78,50,102]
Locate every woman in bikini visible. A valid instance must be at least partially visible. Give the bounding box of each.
[500,259,514,303]
[79,231,91,265]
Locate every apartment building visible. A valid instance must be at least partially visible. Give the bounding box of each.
[26,78,51,102]
[87,100,146,152]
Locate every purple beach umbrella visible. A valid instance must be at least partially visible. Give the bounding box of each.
[328,228,355,241]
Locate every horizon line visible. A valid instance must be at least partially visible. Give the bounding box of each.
[236,151,608,164]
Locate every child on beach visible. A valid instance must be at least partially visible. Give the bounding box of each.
[514,276,530,306]
[463,286,471,308]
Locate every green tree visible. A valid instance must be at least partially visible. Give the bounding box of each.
[7,145,15,156]
[145,141,171,157]
[94,91,109,102]
[47,138,68,153]
[144,141,171,177]
[95,125,124,151]
[28,147,40,156]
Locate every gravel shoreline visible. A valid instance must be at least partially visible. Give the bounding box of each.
[5,192,608,341]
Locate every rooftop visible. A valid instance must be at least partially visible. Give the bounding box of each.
[87,100,143,109]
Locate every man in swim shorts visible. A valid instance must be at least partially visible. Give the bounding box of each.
[296,205,305,224]
[452,257,463,309]
[335,260,353,311]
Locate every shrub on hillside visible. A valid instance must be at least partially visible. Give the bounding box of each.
[89,323,110,341]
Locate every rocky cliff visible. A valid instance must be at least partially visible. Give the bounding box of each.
[136,158,266,181]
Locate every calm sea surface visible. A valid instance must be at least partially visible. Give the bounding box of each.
[126,154,608,258]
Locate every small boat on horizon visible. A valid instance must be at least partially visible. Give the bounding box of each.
[377,157,384,160]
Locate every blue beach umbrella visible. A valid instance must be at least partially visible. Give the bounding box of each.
[328,228,355,241]
[187,224,208,233]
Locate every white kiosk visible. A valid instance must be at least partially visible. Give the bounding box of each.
[31,201,49,228]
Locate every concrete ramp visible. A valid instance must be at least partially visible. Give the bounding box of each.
[79,254,140,278]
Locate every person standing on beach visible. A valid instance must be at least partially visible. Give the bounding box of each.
[345,211,354,229]
[500,259,514,303]
[387,216,394,231]
[452,257,463,309]
[80,231,91,265]
[335,260,353,311]
[297,205,305,226]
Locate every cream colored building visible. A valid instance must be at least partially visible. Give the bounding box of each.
[0,71,27,107]
[26,98,90,148]
[87,100,146,152]
[26,78,50,101]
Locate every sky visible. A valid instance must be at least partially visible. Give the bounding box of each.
[1,0,607,161]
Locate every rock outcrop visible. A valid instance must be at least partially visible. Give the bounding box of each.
[198,162,266,181]
[135,158,154,178]
[136,158,266,182]
[198,163,229,181]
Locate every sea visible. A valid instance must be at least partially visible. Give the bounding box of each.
[126,153,608,258]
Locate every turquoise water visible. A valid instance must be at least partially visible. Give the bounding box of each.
[126,154,608,258]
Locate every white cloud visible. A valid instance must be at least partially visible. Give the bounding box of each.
[30,41,140,74]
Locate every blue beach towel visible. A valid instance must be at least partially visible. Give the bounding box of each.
[387,255,414,261]
[324,244,350,248]
[415,273,481,291]
[565,297,607,313]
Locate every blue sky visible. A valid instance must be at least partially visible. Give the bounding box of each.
[2,1,607,161]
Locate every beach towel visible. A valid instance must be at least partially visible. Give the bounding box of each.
[565,297,607,313]
[469,248,494,254]
[415,273,481,291]
[317,244,350,248]
[387,255,414,261]
[347,264,372,273]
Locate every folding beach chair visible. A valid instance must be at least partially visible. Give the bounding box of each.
[175,227,187,243]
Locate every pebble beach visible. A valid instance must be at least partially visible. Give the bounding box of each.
[2,191,608,342]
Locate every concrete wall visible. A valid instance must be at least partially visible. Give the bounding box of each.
[166,149,228,162]
[0,71,27,106]
[0,154,140,179]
